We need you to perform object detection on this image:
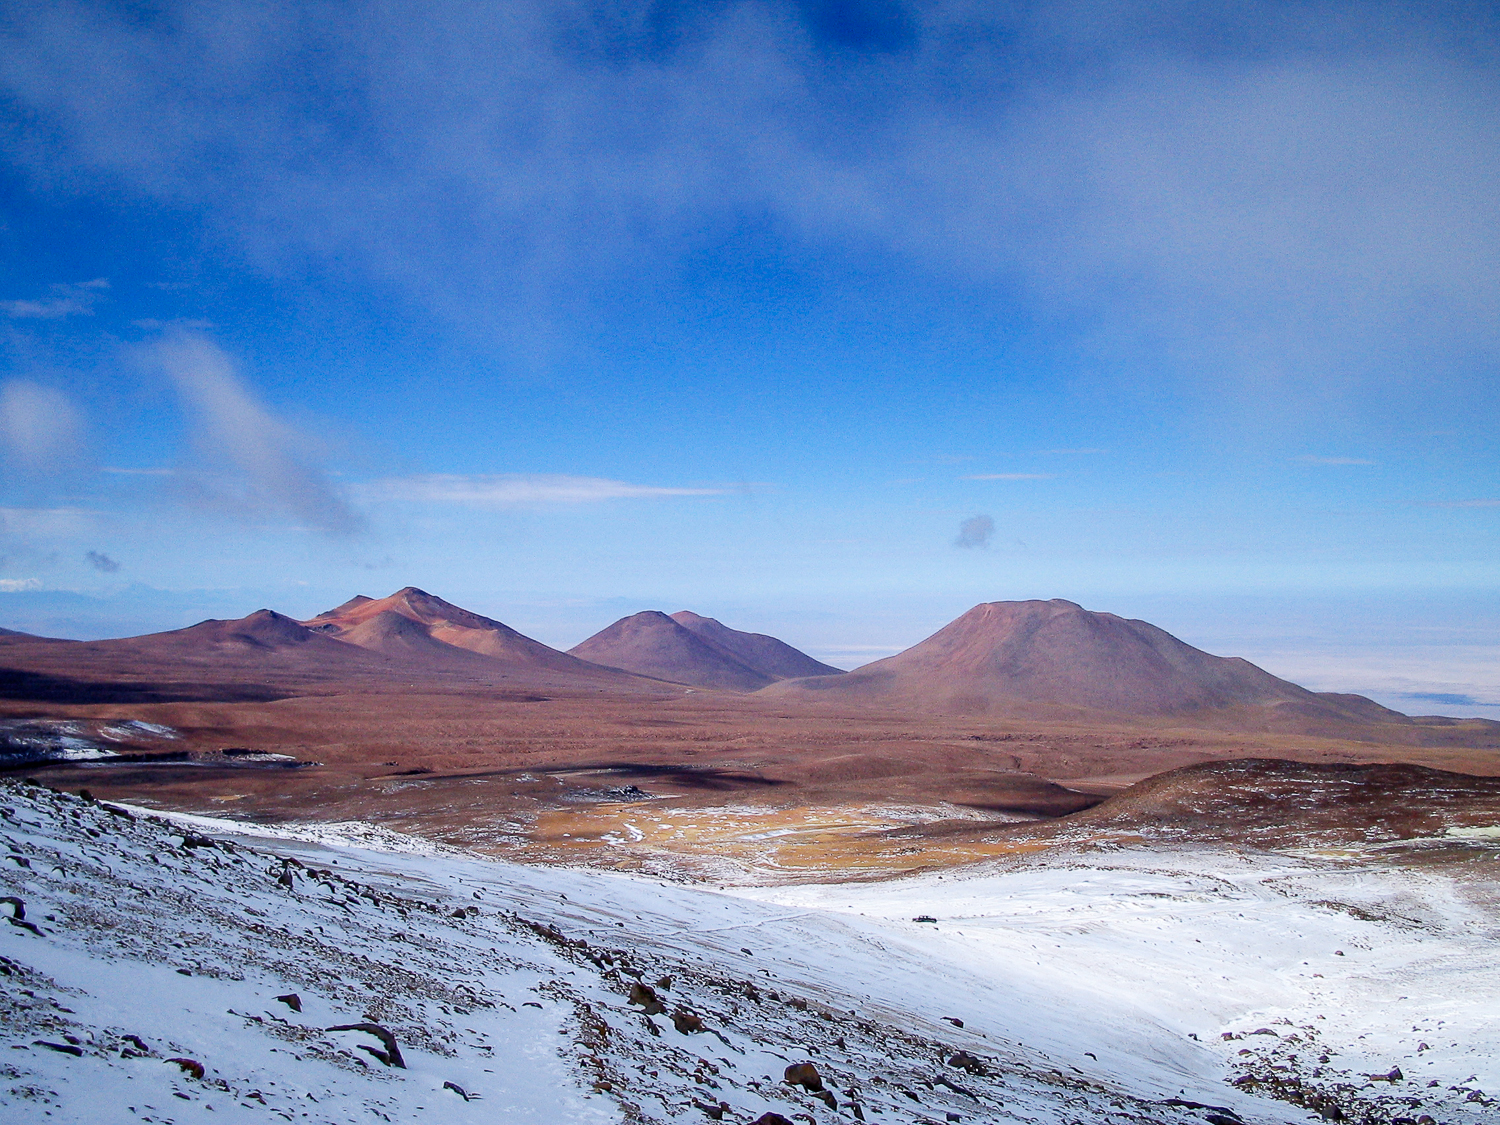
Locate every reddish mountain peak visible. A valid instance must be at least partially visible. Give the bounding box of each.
[310,594,374,619]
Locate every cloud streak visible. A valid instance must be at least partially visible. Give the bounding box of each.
[0,279,108,319]
[964,473,1054,481]
[357,474,725,507]
[143,333,363,535]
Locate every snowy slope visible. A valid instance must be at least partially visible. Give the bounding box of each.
[2,779,1495,1124]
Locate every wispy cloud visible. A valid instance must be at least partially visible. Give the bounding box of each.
[963,473,1055,481]
[0,278,107,319]
[358,474,725,507]
[1296,456,1377,466]
[131,317,214,330]
[2,5,1496,426]
[954,514,994,549]
[0,578,42,592]
[142,333,363,536]
[0,380,86,472]
[1419,498,1500,508]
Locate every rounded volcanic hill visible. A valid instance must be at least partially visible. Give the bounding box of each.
[761,598,1412,731]
[569,610,775,691]
[669,611,843,679]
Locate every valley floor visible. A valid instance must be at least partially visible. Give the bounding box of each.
[1,780,1496,1124]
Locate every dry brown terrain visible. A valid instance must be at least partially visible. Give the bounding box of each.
[3,592,1498,881]
[4,679,1498,880]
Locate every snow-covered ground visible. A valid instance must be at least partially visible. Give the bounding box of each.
[2,779,1496,1124]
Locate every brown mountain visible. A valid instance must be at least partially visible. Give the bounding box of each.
[761,598,1475,739]
[304,587,605,676]
[569,610,781,691]
[0,608,403,703]
[670,611,844,679]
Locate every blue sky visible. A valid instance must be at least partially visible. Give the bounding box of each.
[1,1,1498,715]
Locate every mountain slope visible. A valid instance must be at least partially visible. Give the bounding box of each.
[4,781,1490,1125]
[762,599,1416,731]
[670,610,844,679]
[568,610,773,691]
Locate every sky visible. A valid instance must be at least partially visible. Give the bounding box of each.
[0,0,1497,716]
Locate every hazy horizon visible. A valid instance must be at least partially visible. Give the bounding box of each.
[2,1,1497,718]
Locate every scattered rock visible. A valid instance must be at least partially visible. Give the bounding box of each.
[671,1008,704,1034]
[274,993,302,1013]
[326,1023,405,1068]
[166,1057,205,1078]
[943,1016,964,1028]
[692,1097,727,1119]
[629,981,666,1014]
[750,1115,794,1125]
[948,1051,987,1075]
[913,915,937,923]
[785,1062,824,1091]
[443,1080,478,1100]
[34,1040,83,1056]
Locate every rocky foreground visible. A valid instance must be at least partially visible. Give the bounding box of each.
[1,779,1495,1123]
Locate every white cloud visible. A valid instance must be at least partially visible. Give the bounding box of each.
[0,578,42,592]
[131,317,214,330]
[0,278,107,319]
[0,380,86,472]
[142,333,363,536]
[963,473,1055,481]
[357,474,725,507]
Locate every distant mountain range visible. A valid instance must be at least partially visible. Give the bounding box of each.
[2,589,1496,743]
